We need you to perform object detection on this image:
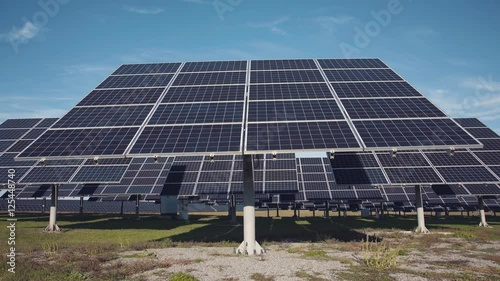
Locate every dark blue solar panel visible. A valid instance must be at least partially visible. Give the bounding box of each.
[0,153,37,167]
[6,140,33,153]
[251,59,317,70]
[196,183,229,194]
[248,100,344,122]
[77,88,166,106]
[386,194,409,202]
[18,128,138,158]
[0,129,29,140]
[198,171,231,182]
[264,182,298,193]
[342,98,446,119]
[173,72,246,86]
[130,124,242,154]
[474,152,500,165]
[249,83,334,101]
[97,74,173,89]
[324,69,402,82]
[0,141,15,152]
[318,58,387,69]
[181,61,246,72]
[52,105,153,128]
[384,167,443,184]
[332,190,357,199]
[305,191,331,200]
[488,166,500,178]
[470,139,500,151]
[331,82,421,98]
[250,70,325,84]
[148,102,244,125]
[330,154,379,168]
[0,168,30,183]
[333,168,388,185]
[0,119,41,129]
[246,121,360,152]
[162,85,245,103]
[437,166,498,183]
[112,63,181,75]
[354,119,481,148]
[464,184,500,195]
[20,166,79,184]
[466,128,499,139]
[356,189,383,200]
[22,129,47,140]
[35,118,59,128]
[71,166,128,183]
[454,118,487,128]
[376,153,430,167]
[425,152,482,166]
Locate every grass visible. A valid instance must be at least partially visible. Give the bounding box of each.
[250,273,275,281]
[0,212,499,280]
[169,272,199,281]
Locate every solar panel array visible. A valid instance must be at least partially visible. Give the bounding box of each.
[17,59,481,161]
[296,157,336,201]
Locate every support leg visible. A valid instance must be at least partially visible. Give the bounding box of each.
[229,195,237,225]
[478,197,491,227]
[414,185,429,233]
[293,202,297,218]
[120,201,124,215]
[312,206,316,217]
[236,155,264,255]
[136,195,140,220]
[297,206,301,218]
[79,197,84,216]
[325,201,329,219]
[276,205,280,218]
[45,184,60,232]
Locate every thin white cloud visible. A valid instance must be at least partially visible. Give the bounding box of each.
[315,15,355,33]
[63,64,114,75]
[181,0,212,4]
[0,21,42,43]
[248,16,290,35]
[123,6,164,15]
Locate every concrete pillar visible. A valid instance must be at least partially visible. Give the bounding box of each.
[478,196,491,227]
[45,184,60,232]
[414,185,429,233]
[236,155,264,255]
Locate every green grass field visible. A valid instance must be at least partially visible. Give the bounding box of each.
[0,212,498,280]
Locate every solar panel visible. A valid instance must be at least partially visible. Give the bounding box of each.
[384,168,443,184]
[332,190,357,200]
[324,69,402,82]
[250,70,326,84]
[0,118,41,129]
[71,166,128,183]
[354,119,480,148]
[248,100,344,122]
[463,184,500,195]
[0,129,29,140]
[173,72,246,86]
[22,129,48,140]
[6,140,33,153]
[249,83,334,100]
[424,152,482,166]
[162,85,245,103]
[97,74,174,89]
[149,103,244,125]
[331,82,421,98]
[332,168,388,185]
[489,166,500,178]
[0,141,15,153]
[19,166,79,184]
[181,61,246,72]
[466,128,499,139]
[113,63,181,75]
[251,59,317,70]
[454,118,487,128]
[356,189,384,200]
[342,98,446,119]
[35,118,59,128]
[437,167,498,183]
[52,106,153,128]
[77,88,166,106]
[474,152,500,165]
[318,58,388,69]
[376,153,430,167]
[470,139,500,151]
[330,153,379,168]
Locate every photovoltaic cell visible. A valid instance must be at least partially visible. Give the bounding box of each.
[181,61,246,72]
[22,129,47,140]
[473,152,500,165]
[354,119,480,148]
[97,74,173,89]
[470,139,500,151]
[250,70,325,84]
[376,153,430,167]
[330,154,380,168]
[52,105,153,128]
[35,118,59,128]
[332,190,357,199]
[342,98,446,119]
[6,140,33,153]
[489,166,500,178]
[130,124,241,154]
[331,82,421,98]
[71,166,128,183]
[77,88,166,106]
[0,153,37,167]
[318,58,388,69]
[384,168,443,184]
[173,72,246,86]
[0,129,29,140]
[466,128,499,139]
[425,152,482,166]
[249,83,334,101]
[464,184,500,195]
[247,100,344,122]
[356,189,383,200]
[0,119,41,129]
[333,168,388,185]
[324,69,402,82]
[246,121,360,152]
[148,102,243,125]
[251,59,317,70]
[0,141,15,153]
[437,166,498,183]
[162,85,245,103]
[19,128,138,158]
[20,166,79,184]
[112,63,181,75]
[454,118,487,128]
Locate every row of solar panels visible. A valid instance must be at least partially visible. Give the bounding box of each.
[15,59,482,162]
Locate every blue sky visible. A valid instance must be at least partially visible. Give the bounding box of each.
[0,0,499,134]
